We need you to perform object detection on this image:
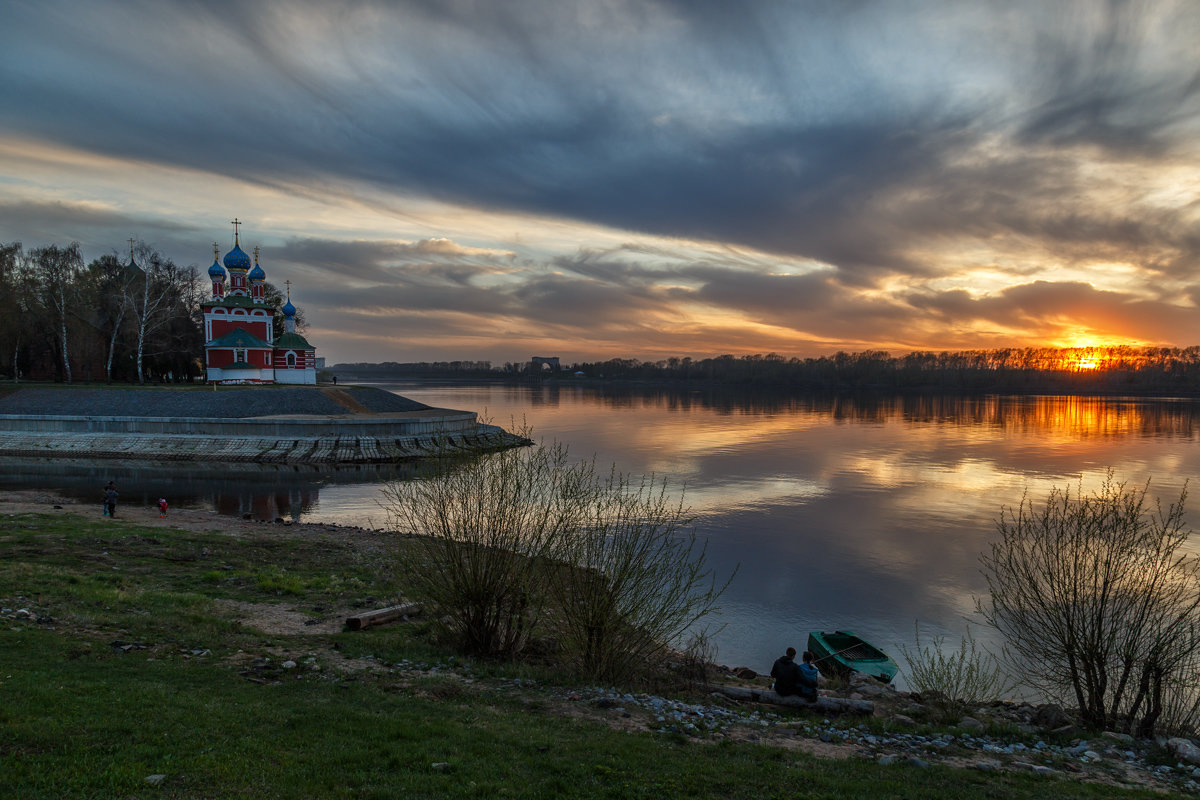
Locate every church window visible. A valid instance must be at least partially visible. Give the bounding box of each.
[286,352,296,367]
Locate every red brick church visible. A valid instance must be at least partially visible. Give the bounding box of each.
[202,220,317,384]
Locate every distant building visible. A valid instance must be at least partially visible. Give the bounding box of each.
[202,221,317,384]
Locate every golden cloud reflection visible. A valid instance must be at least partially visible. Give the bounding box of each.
[683,475,828,515]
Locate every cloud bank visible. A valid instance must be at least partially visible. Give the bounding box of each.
[1,0,1198,362]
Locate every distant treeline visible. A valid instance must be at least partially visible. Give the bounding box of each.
[334,360,495,378]
[566,348,1200,393]
[0,240,301,384]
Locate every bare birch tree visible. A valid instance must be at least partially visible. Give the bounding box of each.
[124,242,183,384]
[30,243,83,383]
[0,242,24,380]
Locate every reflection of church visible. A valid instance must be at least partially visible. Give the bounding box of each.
[203,220,316,384]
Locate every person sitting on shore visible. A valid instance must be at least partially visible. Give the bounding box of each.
[797,650,821,700]
[770,646,804,696]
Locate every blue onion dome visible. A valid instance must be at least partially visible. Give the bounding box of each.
[207,258,226,279]
[248,262,266,281]
[223,243,251,271]
[281,299,296,317]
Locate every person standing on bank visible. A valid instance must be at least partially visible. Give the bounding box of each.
[104,484,119,518]
[770,646,804,696]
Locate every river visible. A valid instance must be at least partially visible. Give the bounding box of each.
[9,382,1200,679]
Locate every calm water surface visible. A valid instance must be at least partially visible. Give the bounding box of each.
[13,383,1200,677]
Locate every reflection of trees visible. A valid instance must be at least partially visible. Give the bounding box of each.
[0,459,431,521]
[569,347,1200,395]
[539,386,1196,440]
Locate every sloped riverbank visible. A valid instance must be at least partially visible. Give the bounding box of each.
[0,491,1194,798]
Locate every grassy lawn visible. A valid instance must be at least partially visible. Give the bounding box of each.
[0,513,1166,799]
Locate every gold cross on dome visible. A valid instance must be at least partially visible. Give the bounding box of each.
[231,217,241,242]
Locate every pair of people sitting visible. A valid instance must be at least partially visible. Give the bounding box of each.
[770,646,820,700]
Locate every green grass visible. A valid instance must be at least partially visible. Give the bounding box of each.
[0,512,1167,799]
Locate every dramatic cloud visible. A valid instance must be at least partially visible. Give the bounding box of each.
[0,0,1197,362]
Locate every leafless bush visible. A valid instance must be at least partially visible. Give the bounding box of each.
[383,436,733,679]
[898,623,1012,715]
[382,437,588,656]
[978,474,1200,736]
[548,470,732,683]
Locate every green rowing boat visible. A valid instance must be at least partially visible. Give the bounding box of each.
[807,630,899,683]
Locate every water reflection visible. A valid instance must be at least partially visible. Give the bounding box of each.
[5,385,1200,679]
[1,457,430,527]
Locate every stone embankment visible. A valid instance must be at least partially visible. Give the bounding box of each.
[0,386,526,464]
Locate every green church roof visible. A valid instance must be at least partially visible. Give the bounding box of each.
[275,332,314,350]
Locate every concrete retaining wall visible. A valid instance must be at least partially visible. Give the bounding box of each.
[0,413,527,464]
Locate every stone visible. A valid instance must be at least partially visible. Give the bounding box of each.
[431,762,451,772]
[1032,703,1072,730]
[145,775,166,786]
[1083,750,1102,761]
[905,757,930,768]
[1102,730,1135,744]
[281,660,297,669]
[957,716,985,732]
[974,760,1002,772]
[732,667,758,680]
[1168,738,1200,766]
[889,714,916,726]
[877,755,897,765]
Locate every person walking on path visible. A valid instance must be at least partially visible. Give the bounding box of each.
[158,497,168,517]
[103,484,119,518]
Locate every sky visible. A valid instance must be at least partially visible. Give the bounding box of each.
[1,0,1198,366]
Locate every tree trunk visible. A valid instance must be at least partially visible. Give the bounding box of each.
[58,284,71,384]
[705,684,874,715]
[105,305,124,383]
[1136,667,1164,738]
[136,275,148,384]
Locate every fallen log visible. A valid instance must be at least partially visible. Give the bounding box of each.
[706,684,874,715]
[345,602,423,631]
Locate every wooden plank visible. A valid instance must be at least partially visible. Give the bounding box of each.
[705,684,874,715]
[345,602,423,631]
